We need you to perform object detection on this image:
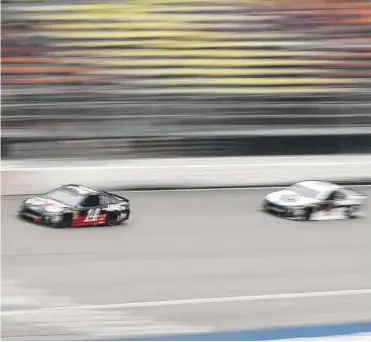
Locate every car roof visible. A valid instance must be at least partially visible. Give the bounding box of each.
[59,184,102,196]
[295,181,341,193]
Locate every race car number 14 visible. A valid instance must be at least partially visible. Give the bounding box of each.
[84,208,101,222]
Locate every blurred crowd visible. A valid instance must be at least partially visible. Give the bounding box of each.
[2,0,371,161]
[2,0,371,100]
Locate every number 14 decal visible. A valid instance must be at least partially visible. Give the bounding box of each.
[84,208,101,222]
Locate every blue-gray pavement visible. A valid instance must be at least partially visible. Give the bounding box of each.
[2,188,371,340]
[104,322,371,341]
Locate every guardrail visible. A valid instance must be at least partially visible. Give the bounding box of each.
[3,98,371,122]
[2,155,371,195]
[3,129,371,160]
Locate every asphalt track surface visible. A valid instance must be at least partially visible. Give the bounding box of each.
[2,188,371,340]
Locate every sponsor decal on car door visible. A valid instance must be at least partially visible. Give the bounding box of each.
[72,208,107,227]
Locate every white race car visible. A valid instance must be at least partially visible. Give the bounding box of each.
[262,181,367,221]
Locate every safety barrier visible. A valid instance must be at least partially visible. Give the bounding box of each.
[3,129,371,160]
[2,155,371,195]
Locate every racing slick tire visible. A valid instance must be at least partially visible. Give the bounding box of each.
[301,208,312,221]
[346,205,359,219]
[106,212,118,226]
[55,213,72,228]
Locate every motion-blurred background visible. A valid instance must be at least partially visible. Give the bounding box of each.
[2,0,371,160]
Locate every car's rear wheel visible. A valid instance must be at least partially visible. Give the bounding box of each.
[301,208,312,221]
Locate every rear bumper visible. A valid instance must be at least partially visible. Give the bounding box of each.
[261,200,301,219]
[262,199,288,215]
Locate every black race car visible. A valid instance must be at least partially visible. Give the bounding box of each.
[18,184,130,228]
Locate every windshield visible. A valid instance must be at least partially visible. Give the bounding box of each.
[287,184,320,199]
[45,189,82,207]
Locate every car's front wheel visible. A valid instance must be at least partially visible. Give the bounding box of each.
[106,213,118,226]
[346,205,360,219]
[55,213,72,228]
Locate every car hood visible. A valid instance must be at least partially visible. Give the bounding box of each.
[22,196,72,214]
[266,190,317,207]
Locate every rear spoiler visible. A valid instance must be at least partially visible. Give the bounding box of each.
[98,189,129,202]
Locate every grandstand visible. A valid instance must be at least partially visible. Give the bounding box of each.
[1,1,371,160]
[2,0,371,97]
